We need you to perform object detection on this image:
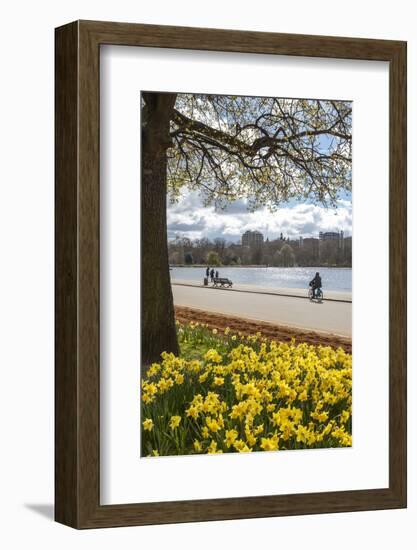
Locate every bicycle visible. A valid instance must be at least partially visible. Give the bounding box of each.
[308,287,324,302]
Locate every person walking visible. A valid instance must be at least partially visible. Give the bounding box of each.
[215,270,219,278]
[206,266,210,278]
[210,268,215,282]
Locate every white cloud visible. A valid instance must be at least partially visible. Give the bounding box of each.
[167,189,352,242]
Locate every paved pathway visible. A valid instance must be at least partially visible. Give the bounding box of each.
[172,283,352,337]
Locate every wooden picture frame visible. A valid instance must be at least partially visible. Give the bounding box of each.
[55,20,407,528]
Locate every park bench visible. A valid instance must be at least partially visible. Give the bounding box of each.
[212,277,233,288]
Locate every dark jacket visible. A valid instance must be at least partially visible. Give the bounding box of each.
[310,274,322,288]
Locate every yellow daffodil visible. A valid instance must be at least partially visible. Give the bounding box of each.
[169,415,181,430]
[142,418,154,431]
[204,349,222,363]
[207,440,223,454]
[260,436,279,451]
[193,440,203,452]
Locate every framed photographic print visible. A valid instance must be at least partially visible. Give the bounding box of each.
[55,20,407,528]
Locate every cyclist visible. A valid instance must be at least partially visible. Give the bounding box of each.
[309,272,322,299]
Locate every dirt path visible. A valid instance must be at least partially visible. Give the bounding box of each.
[175,305,352,353]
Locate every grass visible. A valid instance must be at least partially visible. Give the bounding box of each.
[178,322,263,359]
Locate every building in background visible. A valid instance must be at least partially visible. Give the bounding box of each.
[319,230,345,250]
[242,230,264,247]
[318,230,345,263]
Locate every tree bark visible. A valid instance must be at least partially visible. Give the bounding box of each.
[141,92,179,365]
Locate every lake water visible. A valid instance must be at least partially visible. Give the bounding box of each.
[171,266,352,292]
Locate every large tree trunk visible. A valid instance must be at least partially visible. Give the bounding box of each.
[141,92,179,365]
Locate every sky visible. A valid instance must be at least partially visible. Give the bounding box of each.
[167,189,352,243]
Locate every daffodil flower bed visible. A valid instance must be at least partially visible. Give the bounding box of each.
[141,323,352,456]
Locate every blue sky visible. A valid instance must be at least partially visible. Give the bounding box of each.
[167,190,352,243]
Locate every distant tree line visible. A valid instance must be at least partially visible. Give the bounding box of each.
[168,235,352,268]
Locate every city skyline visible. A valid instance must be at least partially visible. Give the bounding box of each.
[167,188,352,243]
[168,226,351,267]
[168,228,351,246]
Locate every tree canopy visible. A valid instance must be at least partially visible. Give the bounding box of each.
[165,94,352,210]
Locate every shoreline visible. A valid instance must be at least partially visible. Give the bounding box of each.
[171,264,352,269]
